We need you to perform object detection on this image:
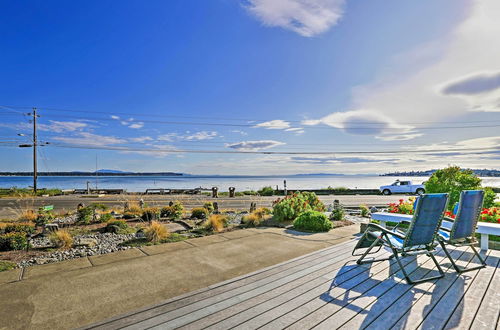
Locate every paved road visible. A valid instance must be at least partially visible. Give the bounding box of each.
[0,194,404,219]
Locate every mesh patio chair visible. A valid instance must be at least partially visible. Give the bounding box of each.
[352,193,449,284]
[438,190,486,273]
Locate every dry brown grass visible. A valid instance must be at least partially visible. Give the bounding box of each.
[17,209,37,222]
[144,221,169,243]
[49,230,73,249]
[242,208,272,227]
[203,214,228,232]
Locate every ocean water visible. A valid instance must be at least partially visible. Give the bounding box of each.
[1,175,499,192]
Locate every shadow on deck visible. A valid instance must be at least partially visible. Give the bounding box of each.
[85,239,500,330]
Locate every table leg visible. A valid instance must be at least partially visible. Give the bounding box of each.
[480,234,489,251]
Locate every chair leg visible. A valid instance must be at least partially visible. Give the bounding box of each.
[356,235,394,265]
[352,232,383,257]
[393,249,445,285]
[439,241,486,273]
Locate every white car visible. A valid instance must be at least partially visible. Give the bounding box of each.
[379,180,425,195]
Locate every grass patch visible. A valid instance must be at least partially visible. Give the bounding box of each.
[0,260,16,272]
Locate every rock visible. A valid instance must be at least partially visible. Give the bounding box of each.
[370,206,379,213]
[43,223,59,233]
[135,229,146,239]
[75,238,98,248]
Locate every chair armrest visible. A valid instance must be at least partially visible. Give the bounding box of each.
[366,223,406,240]
[393,220,411,231]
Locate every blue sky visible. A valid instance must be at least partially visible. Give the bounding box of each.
[1,0,499,175]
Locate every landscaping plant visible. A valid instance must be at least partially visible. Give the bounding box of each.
[479,207,499,224]
[203,202,215,213]
[330,206,346,221]
[141,207,160,222]
[293,211,332,232]
[191,207,209,219]
[204,214,228,232]
[49,230,73,249]
[144,221,169,243]
[359,205,369,217]
[160,201,184,219]
[0,260,16,272]
[242,207,272,227]
[258,186,275,196]
[0,232,29,251]
[387,199,414,215]
[425,166,482,210]
[273,192,325,222]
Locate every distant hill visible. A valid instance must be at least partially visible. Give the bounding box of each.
[0,171,184,177]
[381,169,500,177]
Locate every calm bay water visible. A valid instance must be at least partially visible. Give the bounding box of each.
[1,175,499,192]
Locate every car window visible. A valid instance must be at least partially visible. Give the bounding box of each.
[400,182,408,185]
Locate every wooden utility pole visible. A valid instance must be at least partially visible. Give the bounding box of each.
[32,107,38,193]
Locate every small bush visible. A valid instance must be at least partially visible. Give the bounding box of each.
[123,211,140,219]
[0,222,35,235]
[203,214,228,232]
[141,207,160,222]
[273,192,325,222]
[0,260,16,272]
[35,210,55,227]
[160,202,184,219]
[483,187,497,209]
[76,206,94,225]
[191,207,209,219]
[144,221,169,243]
[106,220,129,230]
[0,232,29,251]
[359,205,369,217]
[242,213,262,227]
[203,202,215,213]
[258,186,275,196]
[330,206,345,221]
[293,211,332,232]
[49,230,73,249]
[97,213,113,223]
[254,207,271,217]
[126,204,143,215]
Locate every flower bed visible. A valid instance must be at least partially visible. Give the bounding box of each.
[480,207,500,224]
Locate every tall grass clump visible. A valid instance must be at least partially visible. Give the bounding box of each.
[49,230,73,249]
[204,214,228,232]
[144,221,169,243]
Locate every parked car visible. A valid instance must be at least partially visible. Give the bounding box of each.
[379,180,425,195]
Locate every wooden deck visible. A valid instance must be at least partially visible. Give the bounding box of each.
[87,239,500,330]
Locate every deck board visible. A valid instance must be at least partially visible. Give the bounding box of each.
[87,240,500,330]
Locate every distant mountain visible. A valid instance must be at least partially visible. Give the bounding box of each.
[0,171,184,176]
[95,169,132,174]
[381,169,500,177]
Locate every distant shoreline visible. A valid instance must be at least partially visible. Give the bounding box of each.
[0,172,184,177]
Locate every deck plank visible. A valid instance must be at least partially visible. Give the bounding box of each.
[469,251,500,330]
[388,249,488,330]
[316,246,462,329]
[93,240,356,329]
[444,254,499,329]
[122,242,358,329]
[336,247,463,330]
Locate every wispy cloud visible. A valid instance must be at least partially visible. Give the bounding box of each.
[184,131,218,140]
[231,130,248,136]
[225,140,285,151]
[52,132,126,146]
[129,136,153,143]
[110,115,144,129]
[302,110,420,140]
[37,120,88,133]
[291,156,398,164]
[244,0,346,37]
[253,119,291,130]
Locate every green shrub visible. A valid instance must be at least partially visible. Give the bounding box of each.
[483,187,497,208]
[141,207,160,222]
[0,232,29,251]
[425,166,481,210]
[273,192,325,222]
[106,220,129,230]
[0,260,16,272]
[330,206,345,221]
[97,213,113,223]
[160,201,184,219]
[293,211,332,232]
[1,222,35,235]
[76,206,94,225]
[359,205,369,217]
[203,202,215,213]
[35,210,55,227]
[258,186,275,196]
[191,207,209,219]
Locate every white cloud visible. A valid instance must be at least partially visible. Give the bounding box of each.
[38,120,88,133]
[110,115,120,120]
[184,131,218,141]
[231,130,248,136]
[253,119,291,130]
[157,133,178,142]
[128,122,144,129]
[129,136,153,143]
[303,110,419,140]
[244,0,345,37]
[225,140,285,151]
[52,132,126,147]
[349,0,500,126]
[439,71,500,112]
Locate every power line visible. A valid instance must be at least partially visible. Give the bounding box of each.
[2,104,500,126]
[45,142,500,156]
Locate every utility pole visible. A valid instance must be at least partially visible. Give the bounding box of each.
[32,107,37,193]
[18,108,45,194]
